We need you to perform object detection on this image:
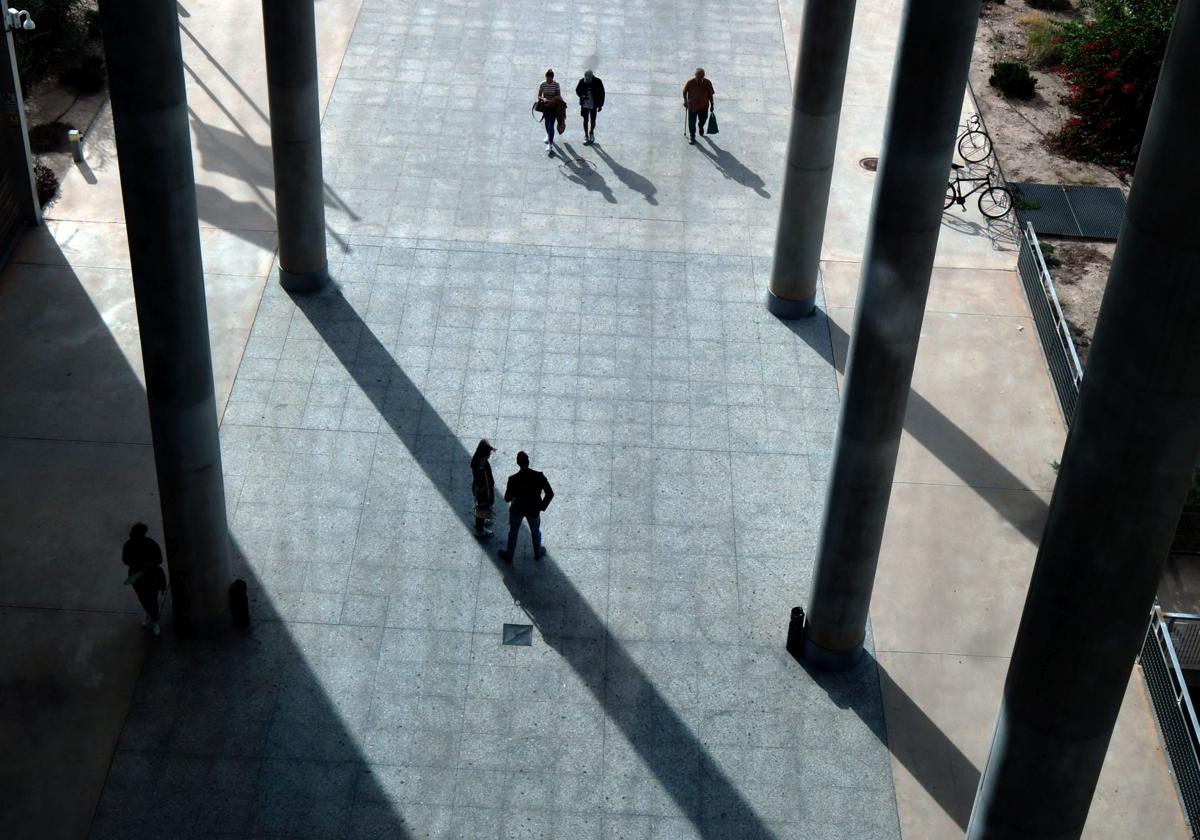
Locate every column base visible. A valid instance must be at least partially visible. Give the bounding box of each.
[766,288,816,319]
[279,264,330,294]
[803,635,865,671]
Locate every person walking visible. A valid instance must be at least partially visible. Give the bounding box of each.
[122,522,167,636]
[471,439,496,539]
[683,67,715,145]
[498,451,554,563]
[575,69,605,145]
[537,69,566,156]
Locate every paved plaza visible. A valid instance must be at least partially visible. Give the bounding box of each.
[0,0,1189,838]
[92,0,902,838]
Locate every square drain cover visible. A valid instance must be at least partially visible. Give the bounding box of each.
[502,623,533,646]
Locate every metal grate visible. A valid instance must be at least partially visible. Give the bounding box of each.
[1141,610,1200,835]
[1012,183,1127,240]
[502,623,533,646]
[1016,224,1082,427]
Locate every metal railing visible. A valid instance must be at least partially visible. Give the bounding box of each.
[1016,222,1084,427]
[1141,607,1200,836]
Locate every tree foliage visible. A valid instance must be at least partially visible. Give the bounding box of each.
[1052,0,1177,173]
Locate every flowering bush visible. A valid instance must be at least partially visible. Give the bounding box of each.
[1052,0,1177,172]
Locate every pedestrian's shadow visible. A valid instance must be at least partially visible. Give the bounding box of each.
[592,144,659,205]
[696,137,770,198]
[556,142,617,204]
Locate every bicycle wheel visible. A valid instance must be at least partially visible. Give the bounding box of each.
[958,129,992,163]
[945,183,958,209]
[978,186,1014,219]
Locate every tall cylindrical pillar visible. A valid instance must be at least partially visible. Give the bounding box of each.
[967,3,1200,836]
[766,0,856,318]
[262,0,329,293]
[98,0,233,636]
[803,0,982,669]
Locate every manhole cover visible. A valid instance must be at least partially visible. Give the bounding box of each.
[502,623,533,646]
[859,156,879,172]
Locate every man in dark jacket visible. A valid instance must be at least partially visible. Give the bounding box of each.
[498,451,554,563]
[576,69,605,145]
[122,522,167,636]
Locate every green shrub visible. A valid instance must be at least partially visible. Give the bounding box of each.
[1052,0,1176,173]
[990,61,1038,99]
[59,56,105,94]
[1038,240,1060,267]
[1023,14,1065,67]
[1027,0,1073,11]
[11,0,97,95]
[34,160,58,207]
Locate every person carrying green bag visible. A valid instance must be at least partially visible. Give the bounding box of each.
[682,67,715,145]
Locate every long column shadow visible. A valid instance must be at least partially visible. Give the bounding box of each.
[290,283,778,839]
[798,313,1051,543]
[801,652,980,831]
[0,231,415,839]
[89,544,419,840]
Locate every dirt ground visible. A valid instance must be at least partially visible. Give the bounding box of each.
[969,0,1129,363]
[25,80,109,196]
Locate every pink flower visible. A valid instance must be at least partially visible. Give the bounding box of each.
[1111,49,1121,58]
[1103,70,1118,81]
[1122,83,1136,95]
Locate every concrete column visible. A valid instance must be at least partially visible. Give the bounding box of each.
[766,0,856,318]
[803,0,981,669]
[967,3,1200,836]
[262,0,329,293]
[98,0,233,635]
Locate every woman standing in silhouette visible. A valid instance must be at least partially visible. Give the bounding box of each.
[471,440,496,539]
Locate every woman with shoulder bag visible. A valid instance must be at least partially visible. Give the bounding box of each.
[471,440,496,539]
[537,69,565,156]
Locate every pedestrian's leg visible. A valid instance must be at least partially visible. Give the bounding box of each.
[546,115,555,145]
[581,110,589,140]
[687,109,697,142]
[502,510,521,561]
[698,108,708,137]
[528,513,544,558]
[136,586,160,634]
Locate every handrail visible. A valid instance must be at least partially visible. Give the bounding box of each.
[1024,223,1085,386]
[1156,609,1200,754]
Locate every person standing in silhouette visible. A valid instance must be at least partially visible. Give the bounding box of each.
[471,439,496,539]
[683,67,715,145]
[498,451,554,563]
[122,522,167,636]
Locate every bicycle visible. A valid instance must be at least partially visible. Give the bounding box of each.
[957,114,993,164]
[945,163,1013,219]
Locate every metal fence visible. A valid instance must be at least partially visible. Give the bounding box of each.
[1015,222,1084,427]
[1142,608,1200,835]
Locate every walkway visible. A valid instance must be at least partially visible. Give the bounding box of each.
[777,1,1188,837]
[0,0,1185,838]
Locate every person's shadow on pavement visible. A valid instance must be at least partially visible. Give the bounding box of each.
[696,137,771,198]
[557,142,617,204]
[592,144,659,206]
